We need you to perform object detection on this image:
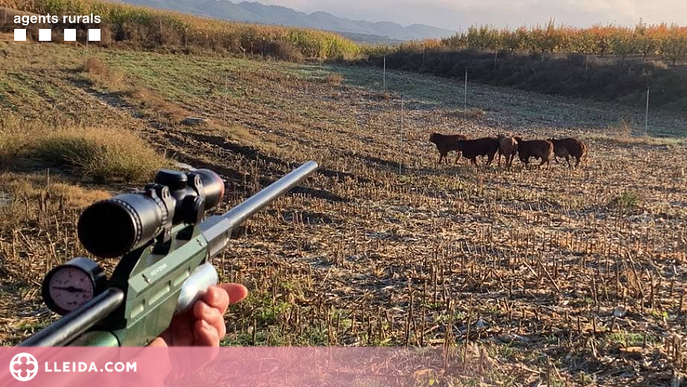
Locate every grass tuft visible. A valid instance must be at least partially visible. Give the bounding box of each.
[608,191,642,209]
[463,107,486,119]
[0,124,165,183]
[34,127,164,183]
[324,73,344,86]
[83,57,124,89]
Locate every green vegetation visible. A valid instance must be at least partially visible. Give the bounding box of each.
[609,191,642,210]
[364,47,687,112]
[605,331,656,347]
[4,0,686,110]
[361,22,687,111]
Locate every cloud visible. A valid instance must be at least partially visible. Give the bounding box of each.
[259,0,687,30]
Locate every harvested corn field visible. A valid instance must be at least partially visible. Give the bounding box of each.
[1,33,687,385]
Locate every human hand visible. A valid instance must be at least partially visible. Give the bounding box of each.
[149,284,248,347]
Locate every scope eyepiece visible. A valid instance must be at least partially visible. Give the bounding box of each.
[77,168,225,258]
[193,169,224,209]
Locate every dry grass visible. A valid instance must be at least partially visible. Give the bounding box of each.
[464,107,486,119]
[0,173,111,226]
[0,172,110,270]
[83,57,194,124]
[0,122,165,183]
[0,172,113,342]
[213,124,257,144]
[127,86,191,124]
[324,73,344,86]
[83,57,124,90]
[35,127,164,183]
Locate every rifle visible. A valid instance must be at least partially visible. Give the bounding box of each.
[19,161,318,347]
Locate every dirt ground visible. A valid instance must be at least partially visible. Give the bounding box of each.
[1,34,687,385]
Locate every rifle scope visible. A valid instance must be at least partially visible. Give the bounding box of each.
[78,169,225,258]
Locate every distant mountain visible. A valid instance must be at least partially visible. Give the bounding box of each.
[116,0,456,42]
[337,32,404,45]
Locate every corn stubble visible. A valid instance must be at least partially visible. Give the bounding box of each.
[0,35,686,386]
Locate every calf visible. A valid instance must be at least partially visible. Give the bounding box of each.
[429,132,468,164]
[548,138,588,168]
[455,137,500,166]
[514,137,554,169]
[497,135,518,168]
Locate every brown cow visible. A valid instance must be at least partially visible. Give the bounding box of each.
[429,132,468,164]
[497,134,518,168]
[455,137,500,166]
[548,138,588,168]
[514,137,554,169]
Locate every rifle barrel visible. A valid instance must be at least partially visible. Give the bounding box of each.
[18,288,124,347]
[202,161,318,258]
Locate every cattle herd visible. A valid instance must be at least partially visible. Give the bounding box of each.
[429,133,588,169]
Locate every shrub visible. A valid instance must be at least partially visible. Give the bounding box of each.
[266,40,305,63]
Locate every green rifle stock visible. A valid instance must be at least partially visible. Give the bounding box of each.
[19,161,318,347]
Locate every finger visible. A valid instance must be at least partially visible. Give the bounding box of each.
[219,283,249,306]
[193,319,220,347]
[203,284,248,310]
[202,286,230,311]
[166,310,195,347]
[194,301,226,338]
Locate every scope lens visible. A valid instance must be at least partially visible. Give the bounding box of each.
[78,193,165,258]
[78,200,137,258]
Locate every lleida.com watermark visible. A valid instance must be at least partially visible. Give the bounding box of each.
[12,13,102,42]
[9,352,136,382]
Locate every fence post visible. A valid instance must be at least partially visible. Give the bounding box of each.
[645,87,650,136]
[464,69,468,111]
[383,55,386,90]
[585,55,589,72]
[224,74,228,123]
[400,96,405,133]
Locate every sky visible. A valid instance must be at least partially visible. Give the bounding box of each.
[259,0,687,30]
